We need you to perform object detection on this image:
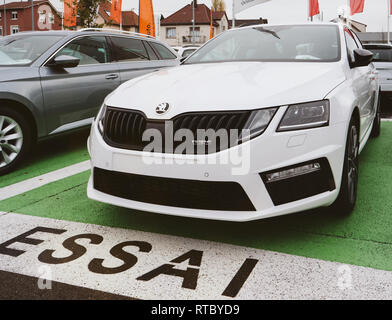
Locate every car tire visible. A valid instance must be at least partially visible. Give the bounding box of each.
[0,107,33,176]
[371,94,381,138]
[331,117,359,215]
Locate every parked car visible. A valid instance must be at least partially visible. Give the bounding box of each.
[364,43,392,115]
[0,29,179,175]
[172,45,200,59]
[88,23,380,222]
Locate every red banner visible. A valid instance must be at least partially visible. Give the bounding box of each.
[309,0,320,17]
[64,0,77,28]
[110,0,122,24]
[350,0,365,15]
[139,0,156,37]
[390,0,392,14]
[210,8,214,39]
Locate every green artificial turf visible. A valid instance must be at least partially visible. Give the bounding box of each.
[0,130,90,188]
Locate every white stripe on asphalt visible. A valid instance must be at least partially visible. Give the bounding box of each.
[0,213,391,300]
[0,161,91,201]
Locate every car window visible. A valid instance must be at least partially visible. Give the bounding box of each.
[56,36,111,66]
[185,25,340,64]
[111,37,149,62]
[344,28,359,63]
[0,35,63,65]
[182,49,196,58]
[150,42,177,60]
[144,41,159,60]
[369,48,392,62]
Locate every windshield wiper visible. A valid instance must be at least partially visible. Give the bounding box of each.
[253,27,281,39]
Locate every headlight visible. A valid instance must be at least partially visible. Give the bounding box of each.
[277,100,330,132]
[97,104,107,134]
[242,108,278,140]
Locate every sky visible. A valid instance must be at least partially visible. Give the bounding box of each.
[4,0,390,32]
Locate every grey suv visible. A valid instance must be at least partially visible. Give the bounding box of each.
[0,29,179,174]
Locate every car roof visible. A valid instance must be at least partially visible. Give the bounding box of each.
[229,22,342,32]
[3,29,159,41]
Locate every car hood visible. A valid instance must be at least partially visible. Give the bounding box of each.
[106,61,346,119]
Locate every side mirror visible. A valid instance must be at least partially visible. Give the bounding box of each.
[49,55,80,68]
[352,49,373,68]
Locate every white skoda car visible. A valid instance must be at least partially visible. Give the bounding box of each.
[87,23,380,222]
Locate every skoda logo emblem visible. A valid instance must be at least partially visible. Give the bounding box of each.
[156,103,170,115]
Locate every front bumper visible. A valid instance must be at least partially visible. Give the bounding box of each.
[87,108,348,222]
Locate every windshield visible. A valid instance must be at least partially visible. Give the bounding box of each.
[185,25,341,64]
[0,35,63,66]
[369,48,392,62]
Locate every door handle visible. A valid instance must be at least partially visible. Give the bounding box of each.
[105,74,119,80]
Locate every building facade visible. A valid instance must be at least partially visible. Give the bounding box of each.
[160,2,229,47]
[96,1,139,33]
[0,0,62,36]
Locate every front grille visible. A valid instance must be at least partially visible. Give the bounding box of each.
[104,107,147,151]
[103,106,251,154]
[93,167,256,212]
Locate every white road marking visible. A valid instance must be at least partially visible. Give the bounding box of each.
[0,213,391,300]
[0,161,91,201]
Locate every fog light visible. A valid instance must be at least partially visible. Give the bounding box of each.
[266,162,321,183]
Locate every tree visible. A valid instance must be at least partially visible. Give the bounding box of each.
[212,0,226,12]
[77,0,105,28]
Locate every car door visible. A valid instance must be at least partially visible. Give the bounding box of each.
[39,35,120,135]
[344,28,374,141]
[109,36,163,84]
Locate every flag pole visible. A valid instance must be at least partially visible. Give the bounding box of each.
[192,0,195,44]
[388,0,391,44]
[232,0,236,28]
[120,0,123,31]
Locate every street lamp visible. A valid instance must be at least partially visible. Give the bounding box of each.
[31,0,35,31]
[3,0,6,36]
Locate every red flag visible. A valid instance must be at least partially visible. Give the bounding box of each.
[390,0,392,15]
[64,0,77,28]
[350,0,365,15]
[110,0,122,25]
[309,0,320,17]
[139,0,156,37]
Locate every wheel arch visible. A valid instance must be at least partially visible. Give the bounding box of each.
[0,99,38,144]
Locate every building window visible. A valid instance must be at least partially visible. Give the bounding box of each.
[190,26,200,43]
[166,27,176,39]
[11,11,18,20]
[38,11,45,23]
[0,12,2,20]
[11,26,19,34]
[0,27,2,36]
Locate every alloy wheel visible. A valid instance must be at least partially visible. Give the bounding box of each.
[0,115,24,168]
[347,124,359,205]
